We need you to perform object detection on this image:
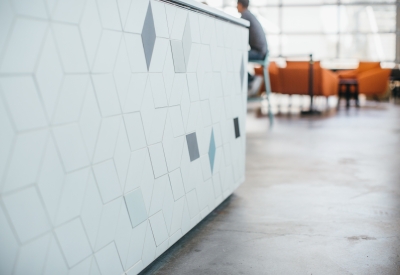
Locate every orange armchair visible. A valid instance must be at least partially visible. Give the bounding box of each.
[358,68,391,96]
[337,62,390,97]
[260,61,339,98]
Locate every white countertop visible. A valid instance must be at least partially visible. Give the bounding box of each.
[163,0,250,27]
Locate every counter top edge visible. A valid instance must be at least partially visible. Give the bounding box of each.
[162,0,250,27]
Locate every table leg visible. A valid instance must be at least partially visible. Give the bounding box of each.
[346,84,350,108]
[355,84,359,107]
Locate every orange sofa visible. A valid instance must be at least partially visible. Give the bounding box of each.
[256,61,338,97]
[337,62,391,97]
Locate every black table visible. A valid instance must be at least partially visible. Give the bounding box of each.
[390,69,400,100]
[338,79,359,108]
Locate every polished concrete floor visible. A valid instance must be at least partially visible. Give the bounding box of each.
[142,102,400,275]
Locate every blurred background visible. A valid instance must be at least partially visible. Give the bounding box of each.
[197,0,398,69]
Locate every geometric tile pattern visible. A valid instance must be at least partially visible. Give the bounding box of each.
[125,189,148,229]
[186,132,200,162]
[0,1,248,274]
[234,117,241,138]
[240,58,245,89]
[209,129,216,173]
[142,3,156,70]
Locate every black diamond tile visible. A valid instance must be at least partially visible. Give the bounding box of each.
[234,117,240,138]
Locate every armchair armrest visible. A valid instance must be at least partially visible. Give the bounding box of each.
[357,68,391,96]
[321,69,339,96]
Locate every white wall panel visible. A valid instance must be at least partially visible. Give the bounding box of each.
[0,0,248,274]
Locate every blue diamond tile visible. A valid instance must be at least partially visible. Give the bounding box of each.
[141,3,156,70]
[208,129,216,173]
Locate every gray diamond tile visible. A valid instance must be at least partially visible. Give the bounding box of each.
[234,117,240,138]
[186,132,200,162]
[208,129,216,173]
[142,3,156,70]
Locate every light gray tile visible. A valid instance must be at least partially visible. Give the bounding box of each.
[1,77,48,131]
[170,40,186,73]
[96,0,122,31]
[43,237,68,275]
[52,0,85,24]
[92,116,121,163]
[91,74,121,117]
[52,124,90,172]
[14,234,51,275]
[182,16,192,67]
[3,129,48,193]
[149,175,168,216]
[55,219,92,267]
[114,202,132,269]
[149,211,168,246]
[123,113,146,152]
[53,75,89,125]
[92,159,122,204]
[67,256,92,275]
[0,18,47,73]
[125,221,147,269]
[36,31,64,119]
[95,198,122,251]
[56,168,89,225]
[169,169,185,201]
[0,205,19,275]
[52,23,89,73]
[92,30,122,73]
[141,221,156,267]
[80,0,102,68]
[148,143,168,178]
[80,172,103,250]
[151,0,169,38]
[124,188,148,228]
[95,243,124,275]
[3,187,51,243]
[124,0,148,34]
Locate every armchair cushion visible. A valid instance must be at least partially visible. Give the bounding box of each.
[358,62,381,73]
[321,69,339,96]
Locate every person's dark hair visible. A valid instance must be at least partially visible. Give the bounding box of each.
[238,0,249,8]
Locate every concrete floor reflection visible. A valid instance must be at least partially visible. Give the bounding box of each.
[143,102,400,275]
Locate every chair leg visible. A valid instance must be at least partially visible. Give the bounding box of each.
[263,65,274,126]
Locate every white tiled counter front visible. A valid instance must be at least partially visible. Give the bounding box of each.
[0,0,249,274]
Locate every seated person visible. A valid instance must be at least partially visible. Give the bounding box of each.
[237,0,269,96]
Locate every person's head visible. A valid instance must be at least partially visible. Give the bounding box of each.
[237,0,249,13]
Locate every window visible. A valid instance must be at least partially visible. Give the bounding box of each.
[203,0,398,66]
